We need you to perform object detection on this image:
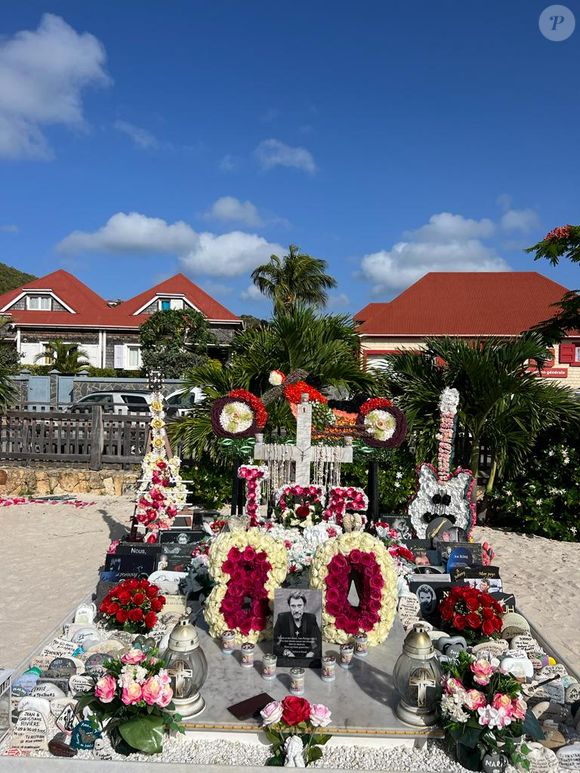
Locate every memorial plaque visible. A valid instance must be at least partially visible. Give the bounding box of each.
[397,595,421,631]
[501,612,530,639]
[104,551,158,579]
[47,657,77,678]
[539,664,568,678]
[446,547,473,572]
[31,682,66,699]
[408,576,453,622]
[84,653,109,679]
[69,674,95,695]
[490,592,516,613]
[511,634,542,655]
[16,696,50,717]
[11,709,48,751]
[148,570,186,595]
[159,594,188,620]
[556,742,580,769]
[31,638,77,670]
[436,541,483,564]
[157,545,194,573]
[535,679,566,704]
[378,515,414,540]
[56,703,77,733]
[159,529,204,545]
[472,639,509,658]
[70,719,100,750]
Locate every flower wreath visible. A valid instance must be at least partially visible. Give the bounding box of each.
[356,398,407,448]
[211,389,267,438]
[274,484,325,529]
[323,486,368,527]
[310,531,398,645]
[204,528,288,642]
[238,464,269,527]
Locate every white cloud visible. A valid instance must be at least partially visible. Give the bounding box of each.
[360,212,510,294]
[500,208,539,233]
[0,224,18,233]
[0,14,110,160]
[200,280,233,296]
[255,138,317,174]
[219,154,238,172]
[113,120,158,149]
[57,211,283,278]
[327,292,350,309]
[241,284,268,302]
[202,196,263,227]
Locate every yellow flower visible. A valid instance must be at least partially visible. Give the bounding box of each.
[151,417,165,429]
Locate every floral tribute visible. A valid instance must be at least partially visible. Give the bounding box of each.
[76,648,183,755]
[237,464,269,527]
[266,522,342,575]
[439,586,503,643]
[274,484,325,529]
[211,389,267,438]
[284,380,327,405]
[204,528,287,642]
[440,650,543,771]
[310,531,398,645]
[261,696,332,767]
[356,398,407,448]
[99,579,166,633]
[323,486,368,527]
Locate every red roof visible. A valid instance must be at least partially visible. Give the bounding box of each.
[355,272,570,336]
[113,273,240,324]
[0,269,240,328]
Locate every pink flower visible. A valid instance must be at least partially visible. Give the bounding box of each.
[492,693,512,712]
[156,685,173,708]
[94,674,116,703]
[107,540,120,554]
[309,703,332,727]
[470,658,495,686]
[142,676,163,705]
[121,681,142,705]
[511,697,526,720]
[121,648,147,665]
[158,668,171,686]
[260,700,283,725]
[463,689,487,711]
[443,676,465,695]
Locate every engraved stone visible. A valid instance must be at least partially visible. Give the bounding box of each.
[11,709,48,751]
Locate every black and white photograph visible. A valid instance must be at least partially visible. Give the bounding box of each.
[273,588,323,669]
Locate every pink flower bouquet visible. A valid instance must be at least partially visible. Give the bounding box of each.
[75,648,184,755]
[260,696,332,766]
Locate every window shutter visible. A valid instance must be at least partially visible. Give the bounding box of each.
[559,343,575,363]
[114,345,125,369]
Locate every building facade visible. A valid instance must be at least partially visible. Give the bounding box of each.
[0,270,242,370]
[355,272,580,390]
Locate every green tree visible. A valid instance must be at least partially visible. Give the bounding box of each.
[0,262,36,294]
[381,334,580,492]
[0,316,20,373]
[139,309,216,378]
[526,224,580,341]
[250,245,337,313]
[34,340,90,374]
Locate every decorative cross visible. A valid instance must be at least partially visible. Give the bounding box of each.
[253,394,353,486]
[409,667,437,708]
[167,659,193,698]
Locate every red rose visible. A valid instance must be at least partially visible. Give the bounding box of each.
[482,618,496,636]
[132,592,145,606]
[116,609,128,624]
[452,613,467,630]
[127,579,139,590]
[107,601,120,615]
[128,607,144,622]
[466,612,481,629]
[281,696,311,726]
[117,590,131,605]
[139,579,149,588]
[157,595,166,606]
[144,611,157,629]
[465,596,479,612]
[151,597,164,613]
[145,585,158,598]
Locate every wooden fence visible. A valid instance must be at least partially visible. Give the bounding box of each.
[0,407,148,469]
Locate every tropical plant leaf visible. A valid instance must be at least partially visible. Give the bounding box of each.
[118,714,166,754]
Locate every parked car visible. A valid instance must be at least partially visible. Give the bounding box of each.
[164,387,205,417]
[70,391,152,415]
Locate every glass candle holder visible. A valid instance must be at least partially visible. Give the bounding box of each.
[240,642,255,669]
[321,655,336,682]
[262,653,277,680]
[222,630,236,654]
[290,667,305,695]
[354,633,369,658]
[339,643,354,669]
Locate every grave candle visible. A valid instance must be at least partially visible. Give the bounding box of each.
[354,634,369,658]
[221,631,236,654]
[240,643,255,669]
[262,654,277,680]
[339,643,354,669]
[321,656,336,682]
[290,667,305,695]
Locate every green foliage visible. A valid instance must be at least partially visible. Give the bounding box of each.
[33,340,90,374]
[526,224,580,266]
[0,262,36,293]
[118,715,166,755]
[380,334,580,488]
[488,426,580,541]
[532,290,580,343]
[139,308,216,378]
[180,458,232,509]
[251,244,337,313]
[0,316,19,373]
[342,445,416,512]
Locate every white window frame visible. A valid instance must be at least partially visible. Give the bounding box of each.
[26,295,51,311]
[575,345,580,363]
[125,344,142,370]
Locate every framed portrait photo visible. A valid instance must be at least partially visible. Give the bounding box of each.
[273,588,323,669]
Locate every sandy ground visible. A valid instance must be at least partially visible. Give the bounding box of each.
[0,497,578,677]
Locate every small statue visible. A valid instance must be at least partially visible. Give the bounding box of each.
[343,512,364,532]
[283,735,306,767]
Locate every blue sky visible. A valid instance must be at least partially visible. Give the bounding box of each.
[0,1,578,315]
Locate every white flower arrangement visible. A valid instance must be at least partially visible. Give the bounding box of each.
[310,531,398,646]
[267,522,343,574]
[204,528,288,643]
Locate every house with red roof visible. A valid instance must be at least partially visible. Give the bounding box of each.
[354,272,580,389]
[0,270,242,370]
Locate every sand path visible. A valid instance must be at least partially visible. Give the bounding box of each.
[0,498,578,678]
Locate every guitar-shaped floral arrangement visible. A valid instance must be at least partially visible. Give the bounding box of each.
[408,388,476,538]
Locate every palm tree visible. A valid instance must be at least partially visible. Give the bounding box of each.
[381,334,580,492]
[34,340,90,374]
[250,245,337,312]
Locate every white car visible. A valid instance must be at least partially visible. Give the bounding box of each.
[70,391,152,415]
[165,387,205,417]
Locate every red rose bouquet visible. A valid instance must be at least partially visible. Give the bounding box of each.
[99,579,166,633]
[260,696,332,766]
[439,586,503,642]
